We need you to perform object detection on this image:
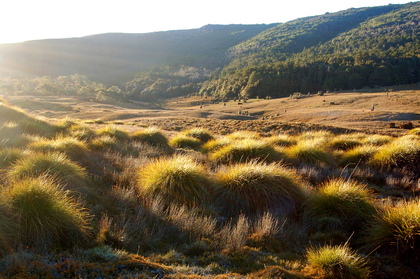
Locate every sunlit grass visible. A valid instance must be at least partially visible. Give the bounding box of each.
[28,135,89,161]
[96,125,130,142]
[179,127,214,144]
[263,134,297,147]
[131,126,169,147]
[137,155,215,208]
[169,134,203,150]
[209,138,284,164]
[214,161,307,216]
[339,144,379,167]
[306,244,369,278]
[1,176,91,249]
[285,139,336,167]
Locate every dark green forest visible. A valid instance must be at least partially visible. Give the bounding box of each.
[1,2,420,101]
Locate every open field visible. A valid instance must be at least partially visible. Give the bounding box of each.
[0,88,419,278]
[4,87,420,136]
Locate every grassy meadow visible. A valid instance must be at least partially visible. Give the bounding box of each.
[0,97,419,278]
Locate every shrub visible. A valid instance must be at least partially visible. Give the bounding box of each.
[214,161,307,216]
[306,244,369,278]
[209,139,283,164]
[169,134,202,150]
[96,125,129,142]
[306,178,375,231]
[285,139,336,167]
[1,177,90,249]
[137,155,215,208]
[179,128,214,144]
[362,199,420,262]
[370,135,420,171]
[8,152,89,193]
[131,127,169,147]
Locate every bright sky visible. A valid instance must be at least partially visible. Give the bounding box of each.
[1,0,414,44]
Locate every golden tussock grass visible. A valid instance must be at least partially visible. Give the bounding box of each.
[1,176,91,249]
[214,161,307,216]
[169,134,203,150]
[131,126,169,147]
[285,139,336,167]
[137,155,215,208]
[305,244,369,279]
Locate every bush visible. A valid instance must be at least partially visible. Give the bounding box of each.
[209,139,284,164]
[306,244,369,278]
[362,199,420,262]
[285,139,336,167]
[137,155,215,208]
[131,127,169,147]
[306,178,375,231]
[1,177,91,250]
[8,152,89,193]
[214,161,307,216]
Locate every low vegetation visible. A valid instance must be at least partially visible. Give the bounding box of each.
[0,101,418,278]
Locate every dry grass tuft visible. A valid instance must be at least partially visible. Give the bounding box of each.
[137,155,215,208]
[169,134,203,150]
[305,244,369,279]
[1,176,91,249]
[214,161,307,216]
[131,126,169,147]
[285,139,336,167]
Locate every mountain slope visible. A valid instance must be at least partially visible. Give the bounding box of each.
[200,2,420,99]
[0,24,275,83]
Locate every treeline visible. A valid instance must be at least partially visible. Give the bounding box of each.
[200,2,420,99]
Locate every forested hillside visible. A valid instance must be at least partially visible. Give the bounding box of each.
[200,2,420,99]
[1,2,419,101]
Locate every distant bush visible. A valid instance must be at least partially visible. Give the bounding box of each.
[306,244,369,278]
[210,139,283,164]
[214,161,307,216]
[137,155,215,208]
[1,177,91,250]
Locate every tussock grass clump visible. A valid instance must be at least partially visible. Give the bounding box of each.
[285,139,336,167]
[362,134,393,146]
[215,161,307,216]
[408,127,420,135]
[298,130,333,143]
[210,139,283,164]
[179,128,214,144]
[1,177,90,249]
[371,135,420,171]
[202,137,233,153]
[8,152,89,192]
[66,124,96,140]
[28,135,89,161]
[327,134,363,151]
[306,244,369,279]
[89,135,119,151]
[306,178,375,230]
[137,155,214,208]
[0,122,28,148]
[0,204,16,253]
[131,127,169,147]
[0,148,25,169]
[362,199,420,261]
[96,125,130,142]
[339,145,379,167]
[264,134,297,147]
[226,131,261,140]
[169,134,202,150]
[0,103,31,122]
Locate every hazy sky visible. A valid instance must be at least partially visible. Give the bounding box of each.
[1,0,414,44]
